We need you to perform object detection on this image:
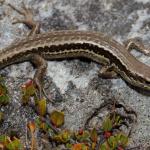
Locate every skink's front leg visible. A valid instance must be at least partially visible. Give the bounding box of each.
[8,2,40,36]
[8,3,50,100]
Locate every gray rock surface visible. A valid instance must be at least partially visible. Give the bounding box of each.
[0,0,150,148]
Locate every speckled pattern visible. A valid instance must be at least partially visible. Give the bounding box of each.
[0,0,150,148]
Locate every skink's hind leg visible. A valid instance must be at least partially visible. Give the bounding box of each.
[98,65,118,78]
[124,38,150,56]
[30,54,47,100]
[8,2,40,36]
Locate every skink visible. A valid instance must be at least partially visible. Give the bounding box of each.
[0,30,150,91]
[1,3,150,94]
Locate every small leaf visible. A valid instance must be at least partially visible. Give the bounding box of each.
[50,110,64,127]
[21,80,35,95]
[27,120,37,150]
[21,80,36,104]
[35,117,53,133]
[114,115,122,126]
[37,98,47,116]
[0,83,9,105]
[72,143,89,150]
[91,142,96,150]
[0,112,4,124]
[66,143,72,148]
[90,128,98,142]
[0,143,4,149]
[75,130,90,142]
[22,94,30,105]
[6,138,22,150]
[61,130,71,142]
[27,121,36,133]
[52,129,72,143]
[99,142,109,150]
[72,143,82,150]
[116,133,128,147]
[107,136,117,149]
[0,135,8,145]
[102,117,112,132]
[39,122,48,131]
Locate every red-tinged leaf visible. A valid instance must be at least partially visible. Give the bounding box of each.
[21,80,36,96]
[90,128,98,142]
[21,80,37,104]
[21,80,33,88]
[37,98,47,116]
[72,143,89,150]
[118,146,124,150]
[78,129,84,135]
[104,131,112,139]
[75,130,90,142]
[50,110,64,127]
[72,143,82,150]
[27,121,36,133]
